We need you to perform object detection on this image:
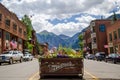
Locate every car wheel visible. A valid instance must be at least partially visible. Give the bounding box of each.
[113,60,116,64]
[105,59,107,62]
[20,58,23,63]
[0,63,1,65]
[9,58,13,64]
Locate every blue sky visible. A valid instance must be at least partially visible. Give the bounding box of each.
[0,0,120,37]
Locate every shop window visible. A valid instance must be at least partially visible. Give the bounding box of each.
[13,23,17,30]
[118,28,120,39]
[109,33,112,42]
[0,14,2,21]
[113,31,117,40]
[5,19,10,26]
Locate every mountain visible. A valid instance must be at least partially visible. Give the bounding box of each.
[67,32,82,49]
[36,30,67,48]
[58,34,70,40]
[36,30,81,49]
[107,14,120,20]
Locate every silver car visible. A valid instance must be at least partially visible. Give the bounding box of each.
[23,53,33,61]
[0,50,23,65]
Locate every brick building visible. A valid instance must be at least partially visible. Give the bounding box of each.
[107,20,120,54]
[90,20,111,54]
[0,3,27,53]
[83,27,92,53]
[83,20,112,54]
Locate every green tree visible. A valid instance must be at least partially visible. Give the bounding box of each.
[78,34,83,50]
[22,15,33,51]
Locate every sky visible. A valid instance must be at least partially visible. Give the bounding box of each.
[0,0,120,37]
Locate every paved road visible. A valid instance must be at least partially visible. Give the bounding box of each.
[84,59,120,80]
[0,58,120,80]
[0,59,39,80]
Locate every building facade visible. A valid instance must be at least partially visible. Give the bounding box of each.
[83,27,92,53]
[107,20,120,54]
[84,20,111,54]
[90,20,111,54]
[0,3,27,53]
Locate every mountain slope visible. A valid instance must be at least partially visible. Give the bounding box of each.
[36,30,67,48]
[107,14,120,20]
[58,34,70,40]
[67,32,82,49]
[36,30,81,49]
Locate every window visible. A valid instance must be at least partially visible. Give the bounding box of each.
[0,30,2,38]
[5,32,10,40]
[118,28,120,38]
[24,31,26,36]
[109,33,112,42]
[113,31,117,40]
[13,23,17,30]
[93,38,96,43]
[110,47,114,53]
[19,27,22,33]
[5,19,10,26]
[18,38,22,44]
[0,14,2,21]
[92,27,95,32]
[99,24,106,32]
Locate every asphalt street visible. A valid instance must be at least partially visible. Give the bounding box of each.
[0,58,120,80]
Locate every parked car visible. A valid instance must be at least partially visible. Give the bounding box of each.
[105,53,120,64]
[0,50,23,65]
[95,52,106,61]
[86,54,95,60]
[23,53,33,61]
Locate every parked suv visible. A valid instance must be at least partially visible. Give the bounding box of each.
[105,53,120,64]
[95,52,106,61]
[0,50,23,65]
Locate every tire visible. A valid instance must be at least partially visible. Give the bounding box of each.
[105,59,107,62]
[9,58,13,64]
[20,57,23,63]
[0,63,1,65]
[40,76,44,79]
[113,59,116,64]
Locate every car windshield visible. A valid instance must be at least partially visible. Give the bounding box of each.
[24,54,30,56]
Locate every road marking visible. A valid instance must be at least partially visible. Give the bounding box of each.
[85,70,99,80]
[28,71,39,80]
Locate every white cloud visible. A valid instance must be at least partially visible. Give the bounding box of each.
[1,0,120,36]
